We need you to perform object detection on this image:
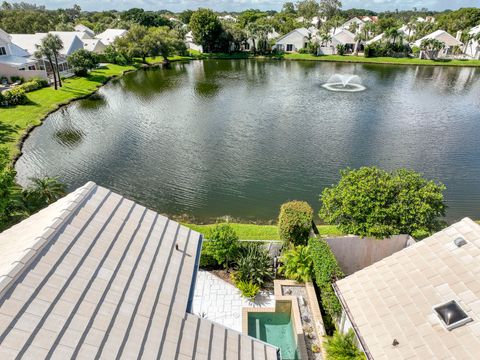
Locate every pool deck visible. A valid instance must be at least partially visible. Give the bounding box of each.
[191,270,274,332]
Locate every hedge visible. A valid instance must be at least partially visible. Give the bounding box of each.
[308,237,344,321]
[0,87,27,106]
[17,78,48,93]
[278,201,313,246]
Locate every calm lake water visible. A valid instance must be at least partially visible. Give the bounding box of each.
[16,60,480,223]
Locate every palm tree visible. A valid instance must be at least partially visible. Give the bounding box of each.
[34,42,58,90]
[320,32,332,47]
[354,31,367,56]
[405,22,417,41]
[385,28,400,45]
[420,38,444,59]
[23,177,66,214]
[44,34,64,88]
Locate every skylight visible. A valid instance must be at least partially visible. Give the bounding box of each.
[434,300,472,331]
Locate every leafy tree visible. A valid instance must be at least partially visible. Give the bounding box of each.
[327,15,345,35]
[279,245,314,282]
[145,26,186,62]
[319,0,342,20]
[282,2,296,15]
[319,167,446,238]
[278,201,313,246]
[234,243,273,287]
[0,167,20,228]
[189,8,224,53]
[238,9,267,28]
[377,16,401,33]
[115,24,150,63]
[297,0,320,23]
[204,224,240,268]
[179,9,194,24]
[384,27,402,44]
[246,23,272,54]
[68,49,99,76]
[325,330,366,360]
[436,8,480,34]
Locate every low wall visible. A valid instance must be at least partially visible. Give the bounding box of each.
[0,64,48,81]
[326,235,415,275]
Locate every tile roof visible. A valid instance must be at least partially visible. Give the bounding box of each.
[0,182,277,359]
[335,218,480,360]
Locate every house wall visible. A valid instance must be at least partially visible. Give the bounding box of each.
[325,235,414,275]
[275,31,307,52]
[0,63,48,81]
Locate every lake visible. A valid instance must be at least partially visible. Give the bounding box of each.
[15,60,480,223]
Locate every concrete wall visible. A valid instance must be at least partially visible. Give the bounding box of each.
[326,235,414,275]
[0,63,48,81]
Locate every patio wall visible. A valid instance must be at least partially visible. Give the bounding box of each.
[0,64,48,81]
[325,235,415,275]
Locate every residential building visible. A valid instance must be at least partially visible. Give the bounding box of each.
[273,28,311,52]
[82,38,107,54]
[0,182,278,359]
[96,29,127,47]
[341,17,365,33]
[465,25,480,59]
[74,24,95,39]
[218,14,237,22]
[414,30,463,57]
[0,28,47,81]
[185,31,203,53]
[334,217,480,359]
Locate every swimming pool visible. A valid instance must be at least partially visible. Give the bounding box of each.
[248,312,299,360]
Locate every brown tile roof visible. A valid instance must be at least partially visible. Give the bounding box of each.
[0,182,277,359]
[335,218,480,360]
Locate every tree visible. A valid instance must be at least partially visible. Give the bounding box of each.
[179,9,194,24]
[278,201,313,246]
[384,27,401,44]
[420,38,445,59]
[0,167,20,228]
[68,49,99,76]
[189,8,224,53]
[22,177,66,214]
[282,2,296,15]
[325,330,366,360]
[319,167,446,238]
[115,24,150,63]
[246,23,272,54]
[327,15,345,35]
[34,36,59,90]
[297,0,320,23]
[203,224,240,269]
[238,9,267,28]
[319,0,342,20]
[145,27,186,62]
[44,34,64,88]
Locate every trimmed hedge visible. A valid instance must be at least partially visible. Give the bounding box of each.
[278,201,313,246]
[308,237,344,321]
[1,88,27,106]
[17,78,48,93]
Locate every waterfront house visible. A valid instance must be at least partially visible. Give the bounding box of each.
[74,24,95,39]
[0,182,278,359]
[81,38,107,54]
[465,25,480,59]
[341,17,365,33]
[273,28,311,52]
[96,29,127,47]
[414,30,463,57]
[0,28,47,82]
[334,218,480,359]
[185,31,203,53]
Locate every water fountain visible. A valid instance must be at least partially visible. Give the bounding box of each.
[322,74,366,92]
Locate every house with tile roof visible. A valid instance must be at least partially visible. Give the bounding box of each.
[0,182,278,359]
[334,217,480,360]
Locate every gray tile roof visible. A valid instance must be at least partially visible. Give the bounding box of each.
[335,218,480,360]
[0,182,277,359]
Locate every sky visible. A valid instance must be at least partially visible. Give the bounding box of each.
[6,0,479,12]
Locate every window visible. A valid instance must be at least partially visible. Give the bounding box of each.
[434,300,472,331]
[0,47,6,56]
[286,44,293,52]
[244,43,250,50]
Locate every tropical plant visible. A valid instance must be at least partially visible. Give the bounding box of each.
[68,49,99,76]
[319,167,446,238]
[325,330,366,360]
[22,177,67,213]
[235,280,260,299]
[279,245,314,282]
[419,38,445,59]
[203,224,240,269]
[278,201,313,246]
[336,44,346,55]
[35,34,64,90]
[309,238,344,321]
[234,243,273,287]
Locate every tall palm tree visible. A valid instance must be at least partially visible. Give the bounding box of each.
[385,28,400,45]
[34,42,58,90]
[354,31,367,55]
[405,21,417,41]
[44,34,64,88]
[420,38,444,59]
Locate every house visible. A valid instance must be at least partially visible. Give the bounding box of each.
[11,31,84,77]
[0,182,278,359]
[81,38,107,54]
[341,17,365,33]
[96,29,127,46]
[361,16,378,23]
[185,31,203,53]
[273,28,311,52]
[414,30,463,57]
[334,218,480,359]
[365,27,410,46]
[74,24,95,39]
[0,28,47,81]
[218,14,237,22]
[465,25,480,59]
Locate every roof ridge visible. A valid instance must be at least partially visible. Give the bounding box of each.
[0,181,97,298]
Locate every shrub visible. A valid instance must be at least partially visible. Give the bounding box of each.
[325,330,366,360]
[199,242,220,269]
[235,280,260,299]
[1,88,27,106]
[204,224,239,268]
[319,167,446,238]
[278,201,313,246]
[279,245,314,283]
[309,238,344,321]
[363,42,411,58]
[17,78,48,93]
[68,49,99,76]
[234,243,273,287]
[336,44,346,55]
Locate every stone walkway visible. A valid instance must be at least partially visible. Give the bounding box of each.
[192,270,274,332]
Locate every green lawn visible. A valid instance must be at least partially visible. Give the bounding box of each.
[183,222,344,240]
[281,53,480,67]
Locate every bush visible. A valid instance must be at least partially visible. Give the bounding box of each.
[204,224,239,268]
[309,238,344,321]
[336,44,346,55]
[199,242,220,269]
[319,167,446,238]
[235,280,260,299]
[17,78,48,93]
[363,42,411,58]
[234,243,273,287]
[1,88,27,106]
[279,245,314,283]
[278,201,313,246]
[325,330,365,360]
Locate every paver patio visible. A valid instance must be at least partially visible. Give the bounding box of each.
[192,270,274,332]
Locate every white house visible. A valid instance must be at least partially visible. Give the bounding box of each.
[318,29,356,55]
[218,14,237,22]
[465,25,480,59]
[414,30,463,57]
[96,29,127,46]
[185,31,203,53]
[0,28,47,81]
[273,28,311,52]
[341,17,365,33]
[74,24,95,39]
[82,38,107,54]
